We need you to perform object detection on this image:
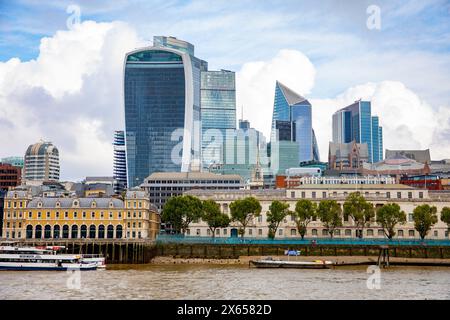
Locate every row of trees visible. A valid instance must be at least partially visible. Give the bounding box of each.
[162,193,450,240]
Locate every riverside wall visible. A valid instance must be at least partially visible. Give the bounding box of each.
[154,243,450,260]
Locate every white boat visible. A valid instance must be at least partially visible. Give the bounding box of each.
[250,257,334,269]
[35,246,106,268]
[80,254,106,269]
[0,246,98,271]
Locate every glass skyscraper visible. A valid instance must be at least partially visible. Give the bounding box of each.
[332,100,383,163]
[270,81,320,174]
[124,36,207,187]
[113,130,127,193]
[200,70,236,169]
[209,120,269,182]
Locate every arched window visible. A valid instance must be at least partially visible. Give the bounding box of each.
[71,225,78,239]
[44,225,52,239]
[98,225,105,239]
[89,225,96,238]
[62,225,69,238]
[53,225,61,239]
[107,225,114,239]
[35,225,42,239]
[26,225,33,239]
[80,225,87,238]
[116,225,123,239]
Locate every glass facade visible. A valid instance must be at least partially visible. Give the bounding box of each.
[113,130,127,193]
[270,81,319,174]
[291,102,312,162]
[209,125,269,182]
[331,100,383,163]
[124,40,206,187]
[200,70,236,168]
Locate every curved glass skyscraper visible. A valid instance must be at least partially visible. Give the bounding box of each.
[124,37,206,187]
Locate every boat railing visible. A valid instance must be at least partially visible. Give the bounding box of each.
[81,254,104,258]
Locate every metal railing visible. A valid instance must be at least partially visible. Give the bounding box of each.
[156,235,450,246]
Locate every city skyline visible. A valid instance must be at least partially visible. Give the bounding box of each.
[0,1,449,181]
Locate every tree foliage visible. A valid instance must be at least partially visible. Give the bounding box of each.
[230,197,262,238]
[317,200,343,238]
[266,200,291,239]
[441,207,450,235]
[294,199,317,239]
[161,195,203,234]
[201,199,230,238]
[343,192,374,238]
[376,203,406,239]
[413,204,438,239]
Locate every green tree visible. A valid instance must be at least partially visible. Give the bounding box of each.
[294,199,317,239]
[376,203,406,239]
[201,199,230,239]
[317,200,343,238]
[161,195,203,234]
[230,197,262,238]
[413,204,438,240]
[343,192,374,238]
[441,207,450,237]
[266,200,291,239]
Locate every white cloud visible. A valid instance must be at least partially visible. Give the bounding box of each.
[236,49,316,137]
[313,81,450,161]
[0,20,143,181]
[1,20,448,182]
[237,50,450,162]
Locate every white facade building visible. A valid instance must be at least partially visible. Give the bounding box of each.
[185,185,450,239]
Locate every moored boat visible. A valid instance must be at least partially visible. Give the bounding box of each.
[250,257,333,269]
[0,246,98,271]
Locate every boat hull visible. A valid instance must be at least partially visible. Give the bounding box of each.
[0,265,98,271]
[250,260,333,269]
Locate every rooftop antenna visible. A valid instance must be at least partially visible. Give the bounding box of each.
[241,105,244,121]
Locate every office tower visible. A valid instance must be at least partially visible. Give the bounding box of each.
[209,120,269,182]
[200,70,236,169]
[113,130,127,193]
[23,141,60,182]
[270,81,320,174]
[123,36,207,187]
[332,100,383,163]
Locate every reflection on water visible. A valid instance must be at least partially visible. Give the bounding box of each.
[1,264,450,300]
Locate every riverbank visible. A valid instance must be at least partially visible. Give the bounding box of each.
[150,255,450,267]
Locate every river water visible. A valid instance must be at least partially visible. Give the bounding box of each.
[1,264,450,300]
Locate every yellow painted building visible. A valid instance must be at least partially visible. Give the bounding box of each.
[2,190,160,240]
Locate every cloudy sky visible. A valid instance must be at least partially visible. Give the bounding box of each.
[0,0,449,181]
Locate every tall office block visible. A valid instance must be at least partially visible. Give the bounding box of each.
[270,81,319,173]
[332,100,383,163]
[23,141,60,182]
[124,36,207,187]
[200,70,236,168]
[209,120,269,182]
[113,130,127,193]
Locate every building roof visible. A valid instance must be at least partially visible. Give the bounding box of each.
[25,141,58,157]
[276,81,307,106]
[363,155,426,171]
[27,197,124,209]
[385,149,431,164]
[126,190,149,199]
[144,172,243,181]
[329,141,369,158]
[291,184,416,190]
[6,190,30,198]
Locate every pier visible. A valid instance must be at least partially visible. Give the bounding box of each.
[3,239,157,264]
